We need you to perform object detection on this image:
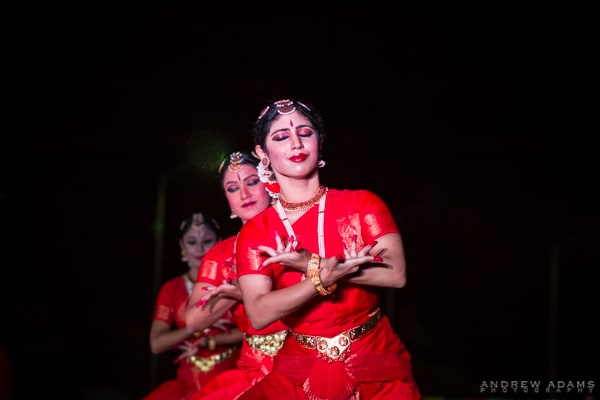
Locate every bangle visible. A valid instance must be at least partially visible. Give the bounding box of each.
[207,336,217,351]
[306,253,320,278]
[310,268,337,296]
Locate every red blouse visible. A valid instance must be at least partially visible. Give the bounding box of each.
[236,188,399,337]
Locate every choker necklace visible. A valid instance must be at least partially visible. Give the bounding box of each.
[279,185,327,212]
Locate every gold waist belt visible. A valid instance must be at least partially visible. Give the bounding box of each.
[189,346,238,372]
[291,309,382,362]
[245,330,289,357]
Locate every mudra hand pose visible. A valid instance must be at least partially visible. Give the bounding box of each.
[235,98,421,400]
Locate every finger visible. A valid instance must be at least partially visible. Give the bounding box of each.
[173,355,185,364]
[343,248,350,258]
[196,298,208,308]
[274,232,284,250]
[348,235,357,256]
[257,245,277,257]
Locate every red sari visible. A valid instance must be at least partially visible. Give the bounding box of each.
[144,273,240,400]
[236,189,421,400]
[189,235,289,400]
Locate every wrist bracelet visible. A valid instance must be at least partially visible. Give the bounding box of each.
[310,268,337,296]
[306,253,321,278]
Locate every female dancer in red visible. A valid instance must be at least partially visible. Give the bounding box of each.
[144,212,242,400]
[235,99,421,400]
[185,151,289,400]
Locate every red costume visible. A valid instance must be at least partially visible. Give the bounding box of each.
[190,235,289,400]
[236,189,421,400]
[144,273,240,400]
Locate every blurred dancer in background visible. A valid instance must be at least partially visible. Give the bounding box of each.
[144,212,242,400]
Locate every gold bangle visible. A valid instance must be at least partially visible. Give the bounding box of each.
[306,253,320,278]
[311,268,337,296]
[208,336,217,351]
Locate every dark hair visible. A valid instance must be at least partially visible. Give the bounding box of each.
[217,151,260,185]
[178,212,220,239]
[252,98,326,155]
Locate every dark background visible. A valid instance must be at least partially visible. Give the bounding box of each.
[2,2,598,399]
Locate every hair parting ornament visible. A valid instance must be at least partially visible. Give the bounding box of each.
[179,212,220,232]
[218,151,245,174]
[257,99,311,120]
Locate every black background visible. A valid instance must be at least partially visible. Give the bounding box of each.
[2,2,598,399]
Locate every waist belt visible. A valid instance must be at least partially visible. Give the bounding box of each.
[189,346,237,372]
[245,330,289,357]
[291,309,382,362]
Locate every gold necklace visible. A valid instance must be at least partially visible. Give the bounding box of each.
[279,185,327,212]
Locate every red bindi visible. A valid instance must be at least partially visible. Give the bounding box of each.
[289,119,294,127]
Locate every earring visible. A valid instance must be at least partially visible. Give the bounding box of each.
[230,211,238,219]
[317,159,326,168]
[257,157,272,181]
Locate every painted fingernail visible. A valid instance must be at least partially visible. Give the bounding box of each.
[373,256,383,262]
[336,254,345,262]
[226,279,232,284]
[370,241,378,247]
[196,299,207,308]
[201,287,209,291]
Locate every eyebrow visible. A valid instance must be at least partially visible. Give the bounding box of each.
[242,174,259,181]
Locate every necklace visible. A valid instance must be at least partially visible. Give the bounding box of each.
[279,185,327,212]
[275,188,327,257]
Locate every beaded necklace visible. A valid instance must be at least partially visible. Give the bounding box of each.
[274,187,328,257]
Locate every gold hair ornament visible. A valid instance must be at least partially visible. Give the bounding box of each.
[218,151,245,174]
